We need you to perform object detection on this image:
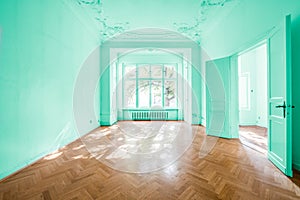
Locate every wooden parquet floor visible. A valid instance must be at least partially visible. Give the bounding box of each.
[239,126,268,155]
[1,124,300,200]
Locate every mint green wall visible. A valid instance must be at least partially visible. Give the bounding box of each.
[200,0,300,169]
[73,46,101,134]
[0,1,99,179]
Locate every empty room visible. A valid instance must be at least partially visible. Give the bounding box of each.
[1,0,300,199]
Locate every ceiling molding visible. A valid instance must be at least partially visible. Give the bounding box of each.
[76,0,130,43]
[174,0,235,44]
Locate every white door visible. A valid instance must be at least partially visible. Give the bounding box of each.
[268,15,293,177]
[206,56,239,138]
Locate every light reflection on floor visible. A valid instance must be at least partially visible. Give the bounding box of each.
[81,121,197,173]
[44,151,63,160]
[239,126,267,155]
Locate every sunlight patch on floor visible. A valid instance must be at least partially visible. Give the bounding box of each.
[81,121,196,173]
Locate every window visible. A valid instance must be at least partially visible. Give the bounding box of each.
[239,73,250,110]
[123,64,177,109]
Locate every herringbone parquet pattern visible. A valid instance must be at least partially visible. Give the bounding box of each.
[1,124,300,200]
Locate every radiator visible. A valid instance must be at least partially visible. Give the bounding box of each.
[131,111,168,120]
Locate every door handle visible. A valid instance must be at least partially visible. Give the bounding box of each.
[275,105,286,108]
[276,101,286,118]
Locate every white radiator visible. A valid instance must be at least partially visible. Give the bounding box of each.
[131,111,168,120]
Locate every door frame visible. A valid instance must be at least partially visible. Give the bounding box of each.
[237,41,269,128]
[236,41,269,156]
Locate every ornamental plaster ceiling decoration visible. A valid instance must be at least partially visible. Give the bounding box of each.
[76,0,130,42]
[75,0,239,44]
[173,0,236,44]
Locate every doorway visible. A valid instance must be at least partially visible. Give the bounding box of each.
[238,43,268,155]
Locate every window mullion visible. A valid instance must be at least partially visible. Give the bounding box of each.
[162,64,165,108]
[176,63,178,108]
[122,63,125,109]
[123,63,178,110]
[136,65,138,108]
[149,65,152,108]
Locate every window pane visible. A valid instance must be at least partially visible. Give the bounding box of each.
[151,65,162,78]
[239,74,249,109]
[138,81,150,108]
[138,65,150,78]
[164,65,176,78]
[151,81,162,107]
[165,81,176,107]
[124,65,136,79]
[124,80,136,108]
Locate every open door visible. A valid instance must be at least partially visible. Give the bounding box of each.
[268,15,293,177]
[206,56,239,138]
